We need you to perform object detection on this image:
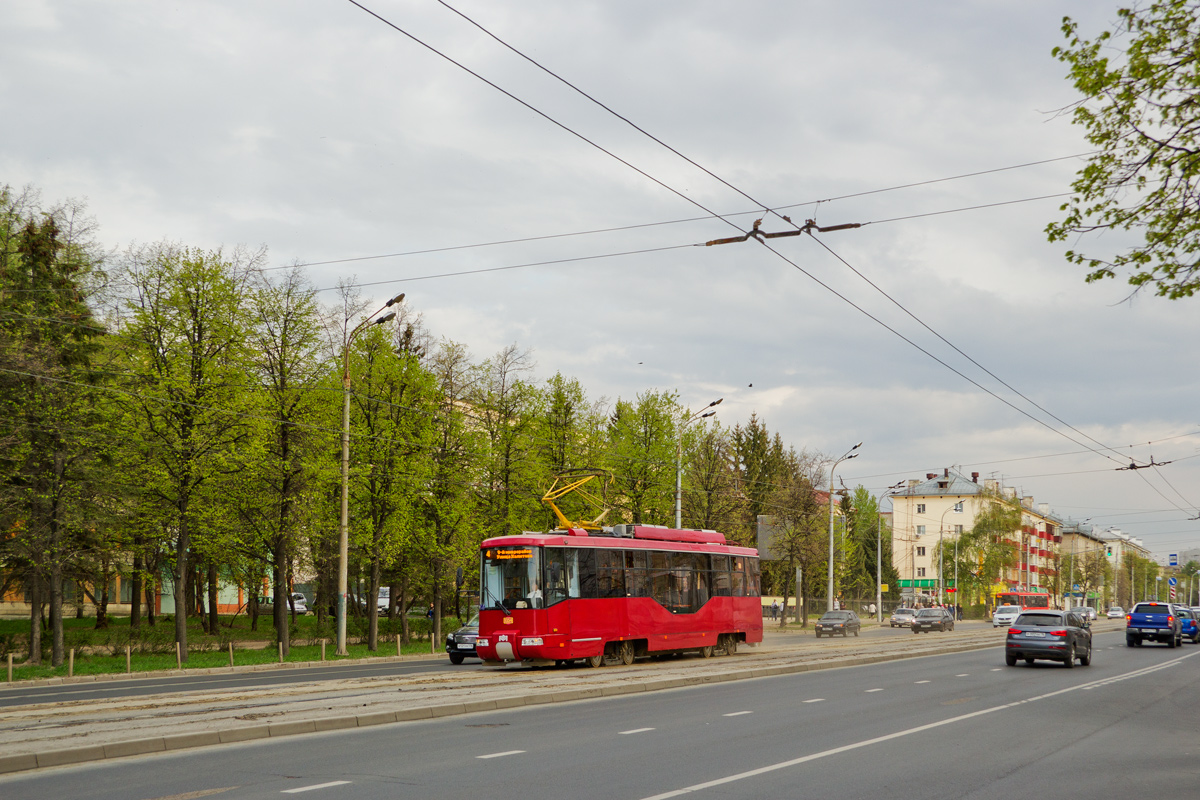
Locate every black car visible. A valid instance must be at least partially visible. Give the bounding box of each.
[1005,609,1092,668]
[814,610,861,638]
[445,614,479,664]
[911,607,954,633]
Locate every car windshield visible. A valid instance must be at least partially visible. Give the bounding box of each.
[894,608,914,615]
[916,609,941,617]
[466,614,479,627]
[996,606,1019,614]
[821,612,852,621]
[1015,613,1062,627]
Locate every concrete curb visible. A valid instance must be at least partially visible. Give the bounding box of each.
[0,635,1005,776]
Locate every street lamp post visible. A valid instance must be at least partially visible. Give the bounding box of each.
[939,503,963,607]
[338,292,405,656]
[675,399,721,529]
[827,443,861,612]
[876,481,904,623]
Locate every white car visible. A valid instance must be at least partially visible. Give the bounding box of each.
[1080,606,1097,621]
[1106,606,1125,619]
[992,604,1021,627]
[290,592,309,615]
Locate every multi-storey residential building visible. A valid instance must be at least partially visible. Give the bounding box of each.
[889,468,1063,605]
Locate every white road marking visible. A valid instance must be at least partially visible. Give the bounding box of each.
[914,680,930,684]
[865,688,883,693]
[956,673,969,677]
[802,698,824,703]
[991,668,1002,671]
[282,781,351,794]
[477,750,526,759]
[722,711,753,717]
[620,727,657,734]
[637,652,1200,800]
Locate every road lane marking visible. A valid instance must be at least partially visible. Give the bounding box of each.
[722,711,753,717]
[991,668,1002,671]
[477,750,526,759]
[282,782,351,794]
[637,651,1200,800]
[914,680,930,684]
[802,698,824,703]
[865,688,883,693]
[956,673,969,677]
[620,727,657,734]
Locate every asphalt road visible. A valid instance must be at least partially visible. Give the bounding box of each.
[5,627,1198,799]
[0,620,955,708]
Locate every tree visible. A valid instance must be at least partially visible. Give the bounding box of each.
[765,462,826,627]
[114,243,257,661]
[235,267,326,656]
[0,187,106,665]
[1048,2,1200,299]
[605,391,678,526]
[944,490,1021,608]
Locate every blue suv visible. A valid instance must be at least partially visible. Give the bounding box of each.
[1174,605,1199,643]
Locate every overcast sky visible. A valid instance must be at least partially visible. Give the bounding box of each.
[4,1,1198,559]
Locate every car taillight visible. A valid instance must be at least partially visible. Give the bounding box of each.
[1126,615,1131,623]
[1168,616,1175,624]
[1049,630,1068,637]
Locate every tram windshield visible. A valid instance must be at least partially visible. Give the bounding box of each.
[481,545,543,610]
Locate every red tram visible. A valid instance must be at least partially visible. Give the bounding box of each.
[475,525,762,667]
[997,591,1051,610]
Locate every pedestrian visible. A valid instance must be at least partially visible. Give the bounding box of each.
[771,600,780,621]
[956,603,963,621]
[868,602,876,617]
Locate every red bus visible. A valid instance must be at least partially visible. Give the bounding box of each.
[475,525,762,667]
[997,591,1051,610]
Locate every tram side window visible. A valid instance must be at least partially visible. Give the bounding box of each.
[650,551,671,607]
[596,549,626,598]
[625,550,649,597]
[668,553,693,613]
[731,556,746,597]
[745,557,761,596]
[711,555,731,597]
[693,554,711,608]
[543,548,568,607]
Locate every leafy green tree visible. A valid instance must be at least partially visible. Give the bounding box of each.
[0,187,105,665]
[473,344,543,539]
[680,424,739,532]
[941,490,1021,608]
[765,463,826,626]
[114,243,257,661]
[1048,2,1200,298]
[605,390,678,526]
[347,325,437,650]
[234,267,327,655]
[729,414,790,546]
[842,486,896,604]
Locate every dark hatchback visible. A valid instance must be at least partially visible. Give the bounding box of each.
[911,607,954,633]
[445,614,479,664]
[814,610,860,638]
[1006,609,1092,668]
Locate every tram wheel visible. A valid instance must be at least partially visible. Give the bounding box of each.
[724,635,738,656]
[699,645,714,659]
[617,641,635,666]
[585,651,604,668]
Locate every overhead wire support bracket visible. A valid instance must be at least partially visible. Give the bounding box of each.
[704,217,862,246]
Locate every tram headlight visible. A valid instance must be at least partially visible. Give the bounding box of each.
[476,638,489,647]
[520,637,544,647]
